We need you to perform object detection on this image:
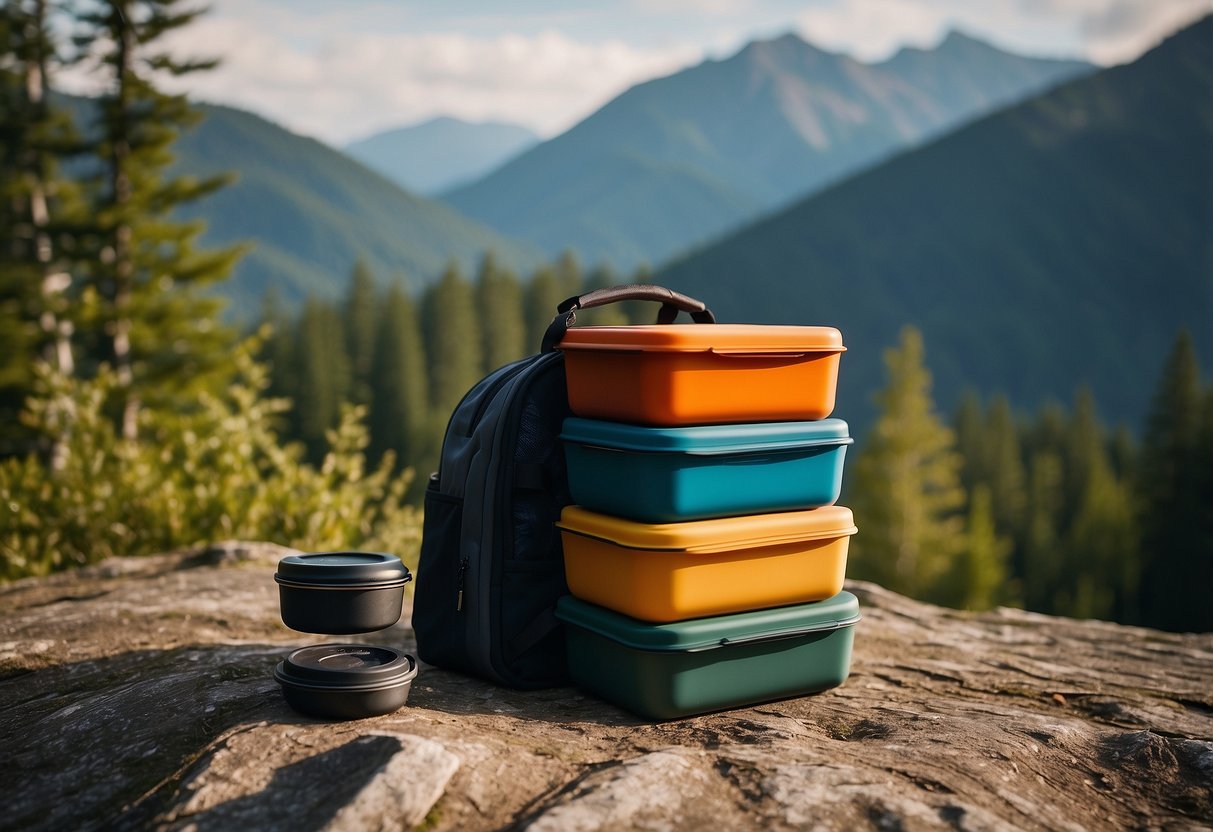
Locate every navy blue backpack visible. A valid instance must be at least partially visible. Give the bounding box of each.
[412,284,715,688]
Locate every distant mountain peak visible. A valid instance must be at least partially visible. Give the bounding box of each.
[445,13,1096,270]
[740,29,840,61]
[345,117,539,195]
[939,29,997,49]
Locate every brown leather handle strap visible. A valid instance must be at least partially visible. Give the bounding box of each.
[541,283,715,352]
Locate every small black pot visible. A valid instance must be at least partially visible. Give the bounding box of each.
[275,644,418,720]
[275,552,411,634]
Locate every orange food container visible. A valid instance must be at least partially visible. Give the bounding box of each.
[557,505,857,623]
[557,324,845,425]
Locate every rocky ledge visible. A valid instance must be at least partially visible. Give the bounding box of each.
[1,542,1210,831]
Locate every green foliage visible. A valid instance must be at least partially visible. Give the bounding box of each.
[848,327,968,601]
[0,348,420,581]
[475,253,527,370]
[74,0,246,437]
[0,3,435,586]
[938,485,1011,611]
[1021,450,1064,612]
[953,387,1143,622]
[1061,446,1137,620]
[343,259,378,406]
[289,298,351,462]
[1137,331,1213,631]
[523,265,568,352]
[368,282,430,476]
[422,263,482,415]
[0,0,87,457]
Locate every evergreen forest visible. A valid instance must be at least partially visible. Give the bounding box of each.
[1,1,1209,635]
[254,265,1213,634]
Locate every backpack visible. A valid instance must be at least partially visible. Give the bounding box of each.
[412,284,716,689]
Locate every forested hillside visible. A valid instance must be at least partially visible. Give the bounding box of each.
[661,17,1213,430]
[163,104,543,313]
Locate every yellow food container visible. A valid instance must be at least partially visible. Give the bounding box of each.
[557,505,857,623]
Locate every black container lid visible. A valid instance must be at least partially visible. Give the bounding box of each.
[275,644,417,691]
[275,552,411,589]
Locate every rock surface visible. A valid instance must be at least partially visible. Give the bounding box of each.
[1,542,1210,831]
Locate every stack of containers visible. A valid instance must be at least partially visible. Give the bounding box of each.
[552,324,860,719]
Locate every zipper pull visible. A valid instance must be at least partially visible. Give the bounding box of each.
[456,558,468,612]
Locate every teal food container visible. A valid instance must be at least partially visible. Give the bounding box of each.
[555,591,859,720]
[560,417,853,522]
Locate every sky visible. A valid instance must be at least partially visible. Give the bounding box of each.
[64,0,1212,146]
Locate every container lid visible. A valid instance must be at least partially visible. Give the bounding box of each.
[274,644,418,691]
[555,591,860,653]
[561,417,852,455]
[557,505,856,554]
[275,552,412,589]
[557,324,844,354]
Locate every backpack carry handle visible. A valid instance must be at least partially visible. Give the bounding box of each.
[541,284,716,353]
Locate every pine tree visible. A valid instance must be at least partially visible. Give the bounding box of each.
[1192,389,1213,621]
[258,286,296,412]
[1062,388,1103,521]
[76,0,242,438]
[368,282,428,474]
[954,390,985,493]
[848,327,968,601]
[1022,450,1064,612]
[1023,401,1067,463]
[1137,331,1208,631]
[1062,451,1137,621]
[524,264,565,351]
[554,249,582,298]
[343,259,377,407]
[0,0,83,459]
[985,395,1026,529]
[421,262,482,417]
[983,394,1028,591]
[1036,389,1140,622]
[1107,425,1137,482]
[475,252,526,370]
[290,298,350,462]
[939,485,1011,611]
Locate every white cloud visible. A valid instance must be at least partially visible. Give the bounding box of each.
[796,0,1210,64]
[137,18,700,145]
[797,0,962,60]
[1062,0,1212,64]
[52,0,1207,148]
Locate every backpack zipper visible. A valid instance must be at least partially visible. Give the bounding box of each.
[456,557,468,611]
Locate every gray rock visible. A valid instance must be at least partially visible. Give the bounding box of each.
[1,546,1210,831]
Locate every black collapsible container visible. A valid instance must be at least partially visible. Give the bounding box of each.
[275,552,411,634]
[274,644,418,720]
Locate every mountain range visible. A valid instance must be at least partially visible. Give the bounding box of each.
[167,105,543,314]
[344,116,539,195]
[659,16,1213,430]
[444,30,1092,269]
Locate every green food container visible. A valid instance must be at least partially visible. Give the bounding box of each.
[555,591,859,720]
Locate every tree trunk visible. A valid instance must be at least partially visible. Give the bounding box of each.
[24,0,75,469]
[108,1,138,440]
